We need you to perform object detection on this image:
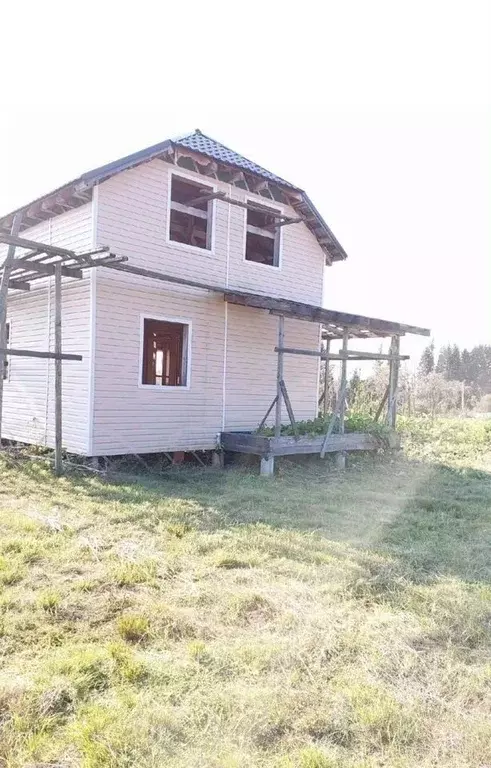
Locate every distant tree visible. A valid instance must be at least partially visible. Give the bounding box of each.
[418,341,435,376]
[348,369,361,400]
[461,348,471,381]
[447,344,462,381]
[469,345,491,393]
[476,393,491,413]
[435,345,451,376]
[415,373,461,416]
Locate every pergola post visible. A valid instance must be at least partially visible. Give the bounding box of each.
[387,335,400,429]
[0,213,23,444]
[323,339,330,418]
[335,328,349,469]
[54,263,63,475]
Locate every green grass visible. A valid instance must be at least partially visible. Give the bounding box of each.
[0,418,490,766]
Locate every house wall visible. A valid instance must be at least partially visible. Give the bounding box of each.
[91,159,325,455]
[91,273,320,455]
[96,159,326,304]
[0,205,93,454]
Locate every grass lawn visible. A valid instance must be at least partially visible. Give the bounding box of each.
[1,419,491,767]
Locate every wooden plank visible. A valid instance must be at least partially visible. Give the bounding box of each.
[170,201,208,220]
[274,346,409,361]
[273,433,381,456]
[0,233,76,259]
[279,379,298,435]
[54,263,62,475]
[7,281,30,291]
[257,395,278,432]
[374,384,390,422]
[320,379,347,458]
[10,259,83,280]
[106,262,225,294]
[387,335,400,428]
[0,348,82,361]
[220,432,271,456]
[224,291,430,337]
[323,339,330,418]
[0,213,23,442]
[246,224,275,240]
[275,315,285,440]
[339,330,349,437]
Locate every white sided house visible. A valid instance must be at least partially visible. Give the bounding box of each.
[0,130,429,464]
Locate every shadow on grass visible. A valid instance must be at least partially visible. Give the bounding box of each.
[2,451,491,585]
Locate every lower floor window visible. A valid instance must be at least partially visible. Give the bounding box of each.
[141,318,189,386]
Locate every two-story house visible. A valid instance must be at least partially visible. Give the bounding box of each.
[0,130,352,458]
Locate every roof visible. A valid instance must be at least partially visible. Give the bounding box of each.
[223,289,431,338]
[0,130,347,263]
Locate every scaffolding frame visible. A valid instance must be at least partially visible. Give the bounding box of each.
[0,221,127,474]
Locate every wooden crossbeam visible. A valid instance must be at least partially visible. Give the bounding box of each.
[0,348,82,361]
[0,233,76,259]
[274,346,409,362]
[10,260,83,280]
[7,281,30,291]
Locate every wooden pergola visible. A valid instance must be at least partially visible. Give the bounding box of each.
[0,214,126,473]
[219,291,430,474]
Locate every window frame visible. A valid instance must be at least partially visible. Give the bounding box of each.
[138,313,192,390]
[3,320,11,383]
[243,196,284,270]
[166,170,217,255]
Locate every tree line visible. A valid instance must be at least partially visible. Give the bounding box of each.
[321,342,491,418]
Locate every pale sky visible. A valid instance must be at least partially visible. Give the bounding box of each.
[1,0,489,365]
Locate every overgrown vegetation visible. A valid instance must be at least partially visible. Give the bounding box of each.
[0,421,490,766]
[259,414,391,439]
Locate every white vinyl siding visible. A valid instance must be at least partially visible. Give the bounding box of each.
[0,205,93,454]
[224,305,319,431]
[96,160,325,304]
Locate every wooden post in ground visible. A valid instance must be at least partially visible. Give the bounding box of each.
[323,339,330,418]
[54,262,63,475]
[0,213,23,444]
[335,329,349,469]
[387,335,400,429]
[269,314,285,476]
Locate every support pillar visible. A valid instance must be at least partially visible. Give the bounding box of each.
[260,455,275,476]
[54,262,63,476]
[274,315,285,440]
[323,339,330,418]
[212,450,224,469]
[0,213,22,444]
[387,335,400,429]
[335,329,349,469]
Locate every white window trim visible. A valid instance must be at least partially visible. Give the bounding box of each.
[242,195,284,270]
[3,318,11,383]
[138,313,192,391]
[166,169,217,256]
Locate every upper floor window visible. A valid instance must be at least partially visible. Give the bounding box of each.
[169,175,213,251]
[3,322,10,381]
[245,203,281,267]
[141,317,190,387]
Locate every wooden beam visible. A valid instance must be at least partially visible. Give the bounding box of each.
[170,201,208,220]
[0,213,23,442]
[274,346,409,361]
[323,339,330,418]
[54,263,63,475]
[0,233,76,259]
[275,315,285,441]
[186,191,226,207]
[387,335,400,429]
[0,348,82,361]
[336,330,349,468]
[10,260,83,280]
[7,281,30,291]
[246,224,275,239]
